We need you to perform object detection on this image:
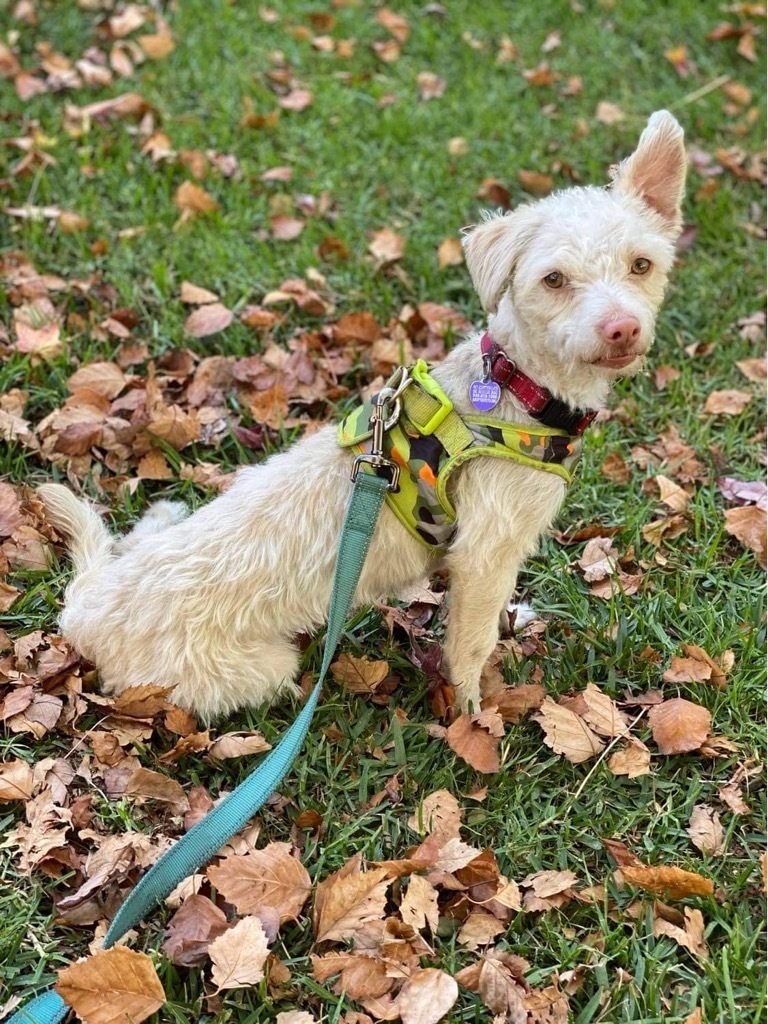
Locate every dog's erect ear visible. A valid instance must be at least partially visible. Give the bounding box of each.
[612,110,687,234]
[462,208,540,313]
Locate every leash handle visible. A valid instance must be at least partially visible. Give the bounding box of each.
[8,472,390,1024]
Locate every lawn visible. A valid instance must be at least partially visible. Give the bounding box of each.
[0,2,765,1023]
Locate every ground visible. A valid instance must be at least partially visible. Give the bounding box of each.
[0,2,765,1023]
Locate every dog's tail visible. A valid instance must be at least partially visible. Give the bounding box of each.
[38,483,113,573]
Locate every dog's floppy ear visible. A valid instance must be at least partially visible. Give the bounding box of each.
[612,110,686,235]
[462,208,540,314]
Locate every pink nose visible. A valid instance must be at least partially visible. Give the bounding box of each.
[600,316,641,347]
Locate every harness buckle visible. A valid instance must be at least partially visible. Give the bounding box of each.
[408,359,454,434]
[349,372,409,491]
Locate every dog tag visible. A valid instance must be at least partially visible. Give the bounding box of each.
[468,379,500,412]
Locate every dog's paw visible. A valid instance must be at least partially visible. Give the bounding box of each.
[499,600,538,635]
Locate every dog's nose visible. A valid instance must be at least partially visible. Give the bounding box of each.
[600,316,641,347]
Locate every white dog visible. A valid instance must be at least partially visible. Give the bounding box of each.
[39,111,686,721]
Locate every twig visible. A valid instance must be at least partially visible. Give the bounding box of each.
[671,73,731,109]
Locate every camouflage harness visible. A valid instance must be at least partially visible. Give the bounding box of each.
[339,360,584,553]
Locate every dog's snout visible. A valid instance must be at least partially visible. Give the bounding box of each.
[600,316,641,347]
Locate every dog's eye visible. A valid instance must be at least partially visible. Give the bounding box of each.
[631,257,651,275]
[543,271,565,289]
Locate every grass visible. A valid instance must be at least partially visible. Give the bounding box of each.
[1,1,766,1022]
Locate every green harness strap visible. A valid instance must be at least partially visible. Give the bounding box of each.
[8,471,391,1024]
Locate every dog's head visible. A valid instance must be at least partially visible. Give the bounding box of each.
[462,111,687,400]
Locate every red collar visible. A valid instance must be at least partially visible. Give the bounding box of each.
[480,333,597,436]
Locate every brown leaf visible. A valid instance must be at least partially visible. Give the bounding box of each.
[619,864,713,900]
[533,697,604,763]
[6,791,72,873]
[457,912,506,950]
[123,767,188,812]
[147,403,200,449]
[596,100,626,124]
[369,228,406,263]
[209,916,270,991]
[735,356,766,383]
[446,711,504,773]
[416,72,446,101]
[376,7,410,43]
[331,653,390,695]
[437,238,463,268]
[314,864,389,943]
[67,361,127,399]
[270,215,305,241]
[601,451,631,483]
[653,906,709,958]
[112,684,172,718]
[718,781,751,815]
[279,89,313,112]
[456,949,530,1017]
[487,683,546,723]
[56,946,165,1024]
[607,737,651,778]
[180,281,219,304]
[648,698,712,754]
[174,181,220,219]
[517,170,553,195]
[724,506,766,567]
[162,894,230,966]
[656,474,690,511]
[580,683,630,738]
[400,873,439,933]
[406,789,462,841]
[208,842,310,922]
[139,33,175,60]
[687,805,725,856]
[333,311,381,344]
[0,758,34,801]
[184,302,233,338]
[703,389,752,415]
[399,968,458,1024]
[207,730,272,759]
[311,950,393,999]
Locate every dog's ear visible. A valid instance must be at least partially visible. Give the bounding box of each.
[462,208,540,314]
[612,110,686,235]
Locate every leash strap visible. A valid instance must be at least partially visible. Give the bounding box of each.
[9,471,391,1024]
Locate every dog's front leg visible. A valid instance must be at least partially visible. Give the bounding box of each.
[443,553,519,714]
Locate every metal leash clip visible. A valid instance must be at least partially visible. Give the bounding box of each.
[351,366,412,491]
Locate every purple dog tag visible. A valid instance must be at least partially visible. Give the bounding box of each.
[468,379,501,412]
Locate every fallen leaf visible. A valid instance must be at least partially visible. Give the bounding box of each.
[56,946,165,1024]
[139,33,175,59]
[724,506,766,568]
[718,781,751,815]
[648,698,712,754]
[653,906,709,958]
[581,683,630,738]
[400,873,439,933]
[687,805,725,856]
[517,170,553,194]
[533,697,605,763]
[703,389,752,415]
[180,281,219,304]
[184,302,233,338]
[416,72,446,101]
[369,228,406,263]
[407,789,462,841]
[331,653,390,695]
[207,730,272,759]
[207,842,310,922]
[607,737,652,778]
[174,181,220,221]
[457,912,506,950]
[209,916,270,991]
[596,100,625,124]
[279,89,313,112]
[735,356,766,383]
[445,711,504,773]
[67,362,126,399]
[437,238,463,268]
[314,864,389,943]
[123,767,188,812]
[398,968,458,1024]
[162,894,230,966]
[619,864,713,900]
[717,476,767,510]
[0,759,34,801]
[656,474,691,511]
[377,7,410,43]
[271,215,305,241]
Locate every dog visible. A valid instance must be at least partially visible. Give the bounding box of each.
[39,111,686,722]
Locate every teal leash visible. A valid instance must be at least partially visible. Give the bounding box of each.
[9,471,391,1024]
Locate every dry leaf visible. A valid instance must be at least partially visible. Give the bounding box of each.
[174,181,220,220]
[581,683,630,738]
[184,303,233,338]
[400,873,439,933]
[369,228,406,263]
[656,474,690,511]
[596,101,625,124]
[724,506,766,568]
[0,759,34,801]
[271,215,305,241]
[718,781,751,815]
[139,33,175,59]
[56,946,165,1024]
[648,699,712,754]
[209,916,270,991]
[437,238,463,268]
[608,737,651,778]
[407,789,462,841]
[207,730,271,759]
[687,805,725,856]
[446,711,504,773]
[399,968,458,1024]
[517,170,553,194]
[180,281,219,304]
[162,894,230,966]
[488,683,546,723]
[331,653,390,695]
[703,389,752,415]
[735,356,766,382]
[533,697,605,763]
[207,842,310,922]
[457,912,506,950]
[619,864,713,900]
[276,1014,317,1024]
[377,7,410,43]
[279,89,313,112]
[314,865,389,943]
[653,906,709,958]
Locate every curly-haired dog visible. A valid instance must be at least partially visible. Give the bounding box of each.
[39,111,686,721]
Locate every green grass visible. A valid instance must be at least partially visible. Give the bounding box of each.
[1,1,766,1022]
